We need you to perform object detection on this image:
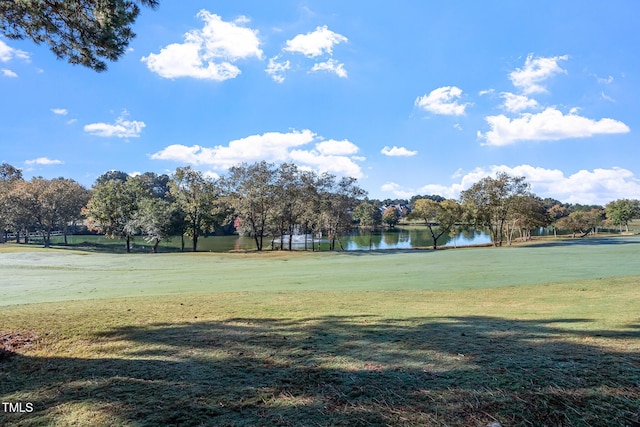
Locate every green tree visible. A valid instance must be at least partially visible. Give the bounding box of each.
[409,199,462,249]
[225,161,277,252]
[30,178,90,248]
[130,197,176,253]
[297,170,324,251]
[556,209,604,238]
[272,163,304,251]
[1,0,158,71]
[0,163,24,243]
[318,174,366,251]
[353,201,381,250]
[547,204,569,237]
[84,177,139,252]
[605,199,640,232]
[382,206,399,228]
[460,172,530,247]
[3,179,37,244]
[506,196,551,244]
[169,167,220,252]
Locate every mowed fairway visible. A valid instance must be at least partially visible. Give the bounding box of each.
[2,237,640,306]
[1,238,639,426]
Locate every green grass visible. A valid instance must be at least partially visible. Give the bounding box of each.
[2,236,640,306]
[1,237,640,426]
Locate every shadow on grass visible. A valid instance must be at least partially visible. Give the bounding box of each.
[1,316,639,426]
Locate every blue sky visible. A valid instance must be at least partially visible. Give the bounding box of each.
[1,1,638,205]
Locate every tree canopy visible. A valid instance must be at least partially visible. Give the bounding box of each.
[409,199,462,249]
[605,199,639,232]
[0,0,158,71]
[460,172,530,247]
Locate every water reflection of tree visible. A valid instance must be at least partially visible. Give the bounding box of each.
[382,230,400,246]
[350,229,382,250]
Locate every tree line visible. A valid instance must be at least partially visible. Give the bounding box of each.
[355,172,640,248]
[1,162,639,251]
[0,162,365,252]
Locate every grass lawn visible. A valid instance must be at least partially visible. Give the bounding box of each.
[1,237,639,426]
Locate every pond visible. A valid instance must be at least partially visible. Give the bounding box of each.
[342,227,492,250]
[38,226,495,252]
[38,226,493,252]
[187,227,493,251]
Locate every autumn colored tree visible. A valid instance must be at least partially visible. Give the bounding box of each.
[382,206,399,228]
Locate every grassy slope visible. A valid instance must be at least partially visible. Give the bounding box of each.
[1,238,639,426]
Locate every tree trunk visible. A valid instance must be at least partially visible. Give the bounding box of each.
[126,235,131,253]
[192,232,198,252]
[427,224,438,250]
[153,239,160,253]
[43,230,51,248]
[288,225,293,251]
[181,233,185,252]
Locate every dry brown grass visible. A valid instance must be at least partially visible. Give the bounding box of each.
[1,280,639,426]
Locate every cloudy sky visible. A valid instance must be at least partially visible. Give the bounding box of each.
[1,1,638,205]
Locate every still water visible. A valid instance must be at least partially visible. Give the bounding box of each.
[179,227,493,252]
[51,227,494,252]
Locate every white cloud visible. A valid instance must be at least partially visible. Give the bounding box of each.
[601,92,615,103]
[415,86,470,116]
[151,129,315,168]
[151,129,363,177]
[315,139,359,155]
[382,164,640,205]
[265,56,290,83]
[66,118,78,125]
[500,92,539,113]
[284,25,347,57]
[128,171,142,177]
[288,149,363,178]
[381,146,418,157]
[509,54,568,94]
[380,182,415,199]
[84,112,146,138]
[465,165,640,205]
[1,69,17,78]
[479,107,630,146]
[310,58,347,78]
[141,11,262,80]
[25,157,63,166]
[51,108,68,115]
[597,75,614,85]
[0,40,29,63]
